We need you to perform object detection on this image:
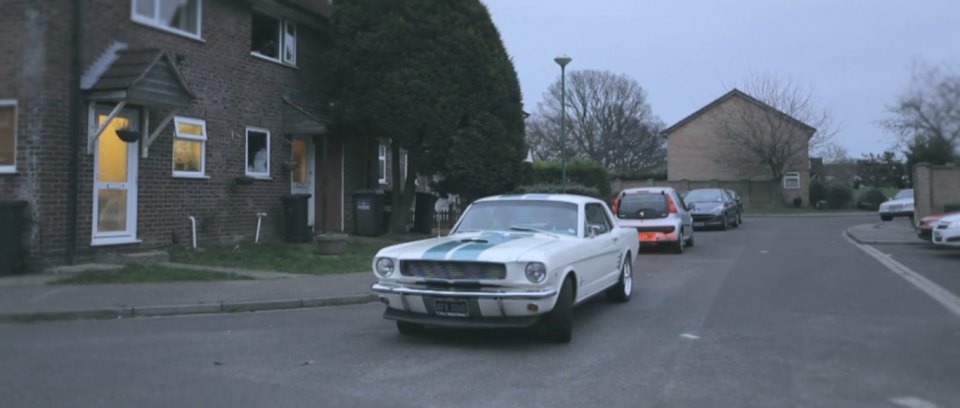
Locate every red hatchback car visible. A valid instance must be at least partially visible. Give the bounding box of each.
[917,211,960,241]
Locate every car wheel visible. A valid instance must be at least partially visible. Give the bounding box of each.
[672,233,685,254]
[738,213,743,225]
[731,214,739,228]
[607,255,633,303]
[542,277,574,343]
[686,231,695,247]
[719,215,728,231]
[396,321,425,336]
[880,215,893,221]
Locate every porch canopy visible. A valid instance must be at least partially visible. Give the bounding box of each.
[282,95,330,134]
[84,48,196,156]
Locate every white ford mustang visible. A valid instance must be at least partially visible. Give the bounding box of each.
[371,194,639,342]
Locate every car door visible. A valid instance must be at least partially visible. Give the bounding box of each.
[577,203,622,300]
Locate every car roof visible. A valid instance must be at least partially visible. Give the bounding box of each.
[477,193,602,206]
[619,186,675,195]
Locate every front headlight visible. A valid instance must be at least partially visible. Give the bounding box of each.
[525,262,547,283]
[375,257,395,277]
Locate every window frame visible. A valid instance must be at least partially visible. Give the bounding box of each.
[250,11,298,66]
[130,0,203,40]
[0,100,17,174]
[378,144,387,185]
[171,116,207,178]
[245,126,271,179]
[584,203,613,237]
[783,171,801,190]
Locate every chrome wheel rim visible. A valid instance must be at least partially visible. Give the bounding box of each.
[623,260,633,295]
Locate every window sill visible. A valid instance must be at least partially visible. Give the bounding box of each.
[131,20,205,43]
[246,174,273,180]
[90,237,142,247]
[173,173,209,179]
[249,52,297,69]
[0,167,15,174]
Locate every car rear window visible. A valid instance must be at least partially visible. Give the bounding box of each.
[618,192,669,219]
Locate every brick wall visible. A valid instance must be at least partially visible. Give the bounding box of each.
[913,163,960,220]
[1,0,336,269]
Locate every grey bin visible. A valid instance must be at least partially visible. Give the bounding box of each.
[0,201,27,275]
[280,194,312,243]
[354,190,385,236]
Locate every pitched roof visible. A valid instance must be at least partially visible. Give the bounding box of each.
[86,48,195,108]
[661,88,817,138]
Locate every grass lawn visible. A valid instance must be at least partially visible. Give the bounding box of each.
[170,235,421,275]
[51,264,254,285]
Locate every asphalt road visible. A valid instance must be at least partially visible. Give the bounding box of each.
[2,215,959,408]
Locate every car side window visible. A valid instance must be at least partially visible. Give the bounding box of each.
[585,203,612,236]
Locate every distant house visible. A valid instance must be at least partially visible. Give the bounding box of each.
[0,0,401,271]
[662,89,816,206]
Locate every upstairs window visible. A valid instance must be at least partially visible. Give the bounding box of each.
[251,11,297,65]
[172,116,206,178]
[246,127,271,178]
[0,100,16,173]
[378,144,387,184]
[132,0,202,38]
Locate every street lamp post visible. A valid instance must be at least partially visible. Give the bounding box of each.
[554,55,572,193]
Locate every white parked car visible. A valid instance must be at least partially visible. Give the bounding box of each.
[878,189,914,221]
[613,186,694,254]
[371,194,639,343]
[931,213,960,248]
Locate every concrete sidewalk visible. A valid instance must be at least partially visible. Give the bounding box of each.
[0,267,378,323]
[845,217,926,245]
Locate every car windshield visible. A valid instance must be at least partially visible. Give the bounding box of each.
[453,200,579,236]
[894,189,913,200]
[685,189,725,202]
[618,192,669,219]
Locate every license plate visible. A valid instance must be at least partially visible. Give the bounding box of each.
[639,232,657,241]
[434,299,468,317]
[694,222,705,227]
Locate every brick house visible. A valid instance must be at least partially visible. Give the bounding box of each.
[662,89,815,206]
[0,0,395,271]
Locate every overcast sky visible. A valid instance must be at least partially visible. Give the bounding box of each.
[482,0,960,158]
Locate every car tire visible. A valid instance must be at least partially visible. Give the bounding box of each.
[396,321,425,336]
[731,214,739,228]
[543,277,574,343]
[672,234,684,254]
[607,255,633,303]
[738,213,743,225]
[720,215,728,231]
[880,215,893,221]
[686,231,695,247]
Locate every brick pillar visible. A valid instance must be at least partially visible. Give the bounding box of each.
[913,163,932,221]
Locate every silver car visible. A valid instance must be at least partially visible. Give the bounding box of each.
[613,187,694,254]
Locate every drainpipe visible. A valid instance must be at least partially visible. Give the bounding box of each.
[188,216,197,249]
[255,213,267,243]
[67,0,84,265]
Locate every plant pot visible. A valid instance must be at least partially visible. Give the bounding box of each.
[235,176,255,186]
[281,160,299,172]
[116,129,141,143]
[314,233,348,255]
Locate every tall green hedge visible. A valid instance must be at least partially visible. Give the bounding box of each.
[528,159,611,198]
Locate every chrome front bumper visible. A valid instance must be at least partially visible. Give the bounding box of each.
[370,283,557,299]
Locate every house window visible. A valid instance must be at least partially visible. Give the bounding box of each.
[783,172,800,190]
[0,100,16,173]
[172,116,206,177]
[246,127,270,178]
[378,144,387,184]
[131,0,202,38]
[251,11,297,65]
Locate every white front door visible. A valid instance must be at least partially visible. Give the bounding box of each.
[92,106,139,245]
[290,137,316,227]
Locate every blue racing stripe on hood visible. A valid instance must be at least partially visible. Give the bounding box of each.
[447,233,531,260]
[421,240,466,260]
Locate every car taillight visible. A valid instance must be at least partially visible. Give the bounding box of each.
[612,195,621,214]
[665,194,678,214]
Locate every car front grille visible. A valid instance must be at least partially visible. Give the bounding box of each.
[400,260,507,280]
[692,214,717,222]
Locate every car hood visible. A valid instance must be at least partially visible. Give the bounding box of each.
[375,231,575,263]
[687,201,724,211]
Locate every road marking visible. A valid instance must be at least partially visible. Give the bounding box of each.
[890,396,939,408]
[680,333,700,340]
[844,232,960,317]
[759,250,769,254]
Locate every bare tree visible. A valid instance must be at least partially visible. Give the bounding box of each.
[526,69,666,175]
[713,74,838,181]
[882,59,960,153]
